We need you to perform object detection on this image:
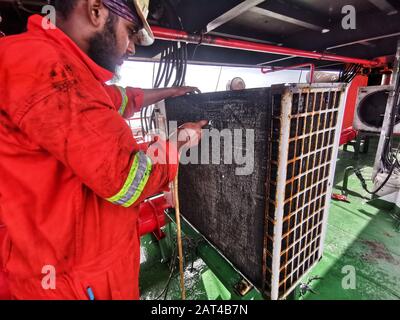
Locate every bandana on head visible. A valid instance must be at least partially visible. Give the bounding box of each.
[103,0,142,27]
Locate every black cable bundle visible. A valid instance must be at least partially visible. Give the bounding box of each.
[153,0,187,89]
[355,65,400,195]
[350,143,400,196]
[339,63,363,83]
[153,41,188,89]
[141,0,188,136]
[381,67,400,171]
[349,55,400,195]
[337,58,400,195]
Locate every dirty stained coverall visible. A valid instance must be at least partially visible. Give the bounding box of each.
[0,15,178,299]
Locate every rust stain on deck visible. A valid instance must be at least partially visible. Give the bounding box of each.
[361,240,400,266]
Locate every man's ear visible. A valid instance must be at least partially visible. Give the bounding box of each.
[86,0,108,28]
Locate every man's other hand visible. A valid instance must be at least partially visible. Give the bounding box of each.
[171,86,201,97]
[170,120,209,151]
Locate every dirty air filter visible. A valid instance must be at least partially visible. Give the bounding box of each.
[165,84,346,300]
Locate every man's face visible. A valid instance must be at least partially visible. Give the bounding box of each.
[88,12,139,72]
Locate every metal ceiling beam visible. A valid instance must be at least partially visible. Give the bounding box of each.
[209,23,282,45]
[280,10,400,57]
[205,0,266,33]
[248,6,326,32]
[327,32,400,50]
[368,0,398,15]
[256,1,330,33]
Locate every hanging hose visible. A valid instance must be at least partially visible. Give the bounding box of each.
[343,140,400,196]
[354,161,398,195]
[173,170,186,300]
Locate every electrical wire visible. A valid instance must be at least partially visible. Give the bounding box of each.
[339,64,362,83]
[180,43,188,87]
[190,31,205,61]
[154,49,167,89]
[154,42,188,89]
[173,171,186,300]
[142,0,188,137]
[153,0,187,90]
[154,233,202,300]
[298,70,303,83]
[339,62,400,193]
[354,160,398,195]
[345,63,400,196]
[155,243,178,300]
[164,47,173,87]
[153,173,187,301]
[352,139,400,195]
[380,63,400,170]
[214,66,223,91]
[173,43,182,87]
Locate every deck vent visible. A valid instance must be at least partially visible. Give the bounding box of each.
[353,85,399,132]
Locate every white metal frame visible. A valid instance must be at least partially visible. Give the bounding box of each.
[269,84,347,300]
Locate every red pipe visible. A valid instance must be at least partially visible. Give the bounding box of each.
[138,196,171,239]
[261,63,315,83]
[152,26,378,67]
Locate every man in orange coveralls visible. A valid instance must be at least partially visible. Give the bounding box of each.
[0,0,207,300]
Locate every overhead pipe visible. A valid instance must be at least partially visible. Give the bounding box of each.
[261,63,315,83]
[152,26,378,67]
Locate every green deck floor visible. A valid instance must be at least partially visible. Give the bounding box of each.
[298,138,400,300]
[140,138,400,300]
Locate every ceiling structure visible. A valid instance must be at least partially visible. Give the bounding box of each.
[0,0,399,69]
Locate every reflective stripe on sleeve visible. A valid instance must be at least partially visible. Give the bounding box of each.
[117,86,129,116]
[107,151,152,207]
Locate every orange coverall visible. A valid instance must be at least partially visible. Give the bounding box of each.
[0,14,177,300]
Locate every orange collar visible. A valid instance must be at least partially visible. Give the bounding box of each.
[27,15,114,83]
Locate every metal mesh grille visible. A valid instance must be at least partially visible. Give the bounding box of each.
[265,87,343,299]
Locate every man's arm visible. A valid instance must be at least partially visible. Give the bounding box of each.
[1,53,204,208]
[141,87,200,108]
[104,85,200,119]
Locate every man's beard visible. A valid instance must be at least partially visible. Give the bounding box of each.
[88,13,120,73]
[110,65,122,83]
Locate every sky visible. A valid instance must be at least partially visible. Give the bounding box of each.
[114,60,337,131]
[114,61,311,92]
